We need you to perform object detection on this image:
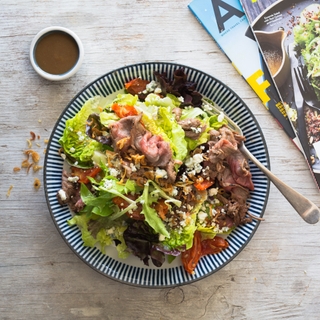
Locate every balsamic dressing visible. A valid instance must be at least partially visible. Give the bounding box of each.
[35,31,79,75]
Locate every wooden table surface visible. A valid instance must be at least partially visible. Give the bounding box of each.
[1,1,320,319]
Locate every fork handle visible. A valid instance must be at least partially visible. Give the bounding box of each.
[241,146,320,224]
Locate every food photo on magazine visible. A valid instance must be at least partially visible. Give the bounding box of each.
[188,0,300,149]
[240,0,320,190]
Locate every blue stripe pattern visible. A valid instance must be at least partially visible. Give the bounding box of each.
[44,62,270,288]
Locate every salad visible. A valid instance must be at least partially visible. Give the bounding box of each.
[293,3,320,99]
[56,68,255,274]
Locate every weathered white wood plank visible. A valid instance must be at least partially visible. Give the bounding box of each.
[1,0,320,319]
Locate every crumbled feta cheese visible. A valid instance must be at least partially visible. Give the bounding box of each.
[208,188,218,197]
[198,211,207,223]
[185,157,194,168]
[154,87,162,94]
[159,234,166,241]
[180,220,187,227]
[77,131,85,141]
[68,176,79,183]
[107,227,115,235]
[155,168,168,179]
[146,80,158,92]
[178,96,184,103]
[185,153,204,177]
[58,189,67,201]
[103,179,114,190]
[183,186,192,195]
[180,173,188,182]
[191,126,202,133]
[203,105,213,112]
[69,147,75,153]
[109,168,120,177]
[218,112,225,123]
[193,153,203,164]
[130,163,137,172]
[187,204,193,211]
[172,187,178,197]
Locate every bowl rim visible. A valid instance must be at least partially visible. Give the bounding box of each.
[29,26,84,81]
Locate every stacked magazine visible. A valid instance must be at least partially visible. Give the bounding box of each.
[189,0,320,190]
[239,0,320,189]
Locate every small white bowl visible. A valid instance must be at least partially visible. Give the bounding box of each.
[30,26,84,81]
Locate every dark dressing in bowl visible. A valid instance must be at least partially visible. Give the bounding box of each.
[35,31,79,75]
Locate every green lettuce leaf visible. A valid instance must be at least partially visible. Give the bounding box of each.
[111,93,138,107]
[83,178,140,219]
[157,107,187,161]
[99,111,119,126]
[67,213,129,258]
[163,223,196,250]
[59,96,105,166]
[67,213,98,247]
[145,93,175,110]
[139,180,170,238]
[135,94,188,161]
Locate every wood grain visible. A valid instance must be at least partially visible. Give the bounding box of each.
[1,0,320,319]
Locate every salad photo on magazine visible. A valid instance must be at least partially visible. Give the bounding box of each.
[188,0,300,150]
[240,0,320,189]
[55,68,259,274]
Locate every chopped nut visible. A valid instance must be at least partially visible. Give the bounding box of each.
[34,178,41,189]
[44,139,49,144]
[24,150,40,163]
[21,159,31,168]
[26,139,32,148]
[27,163,34,174]
[33,165,43,172]
[32,152,40,162]
[6,185,13,197]
[13,167,21,172]
[30,131,36,141]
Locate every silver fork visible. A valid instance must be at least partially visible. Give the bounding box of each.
[203,100,320,224]
[294,65,320,111]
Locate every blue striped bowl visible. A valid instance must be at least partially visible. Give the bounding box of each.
[44,62,270,287]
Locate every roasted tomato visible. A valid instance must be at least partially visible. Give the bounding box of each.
[125,78,149,95]
[71,166,102,184]
[111,103,139,118]
[152,199,169,220]
[112,195,144,220]
[181,233,229,274]
[201,236,229,256]
[181,231,202,274]
[193,180,214,191]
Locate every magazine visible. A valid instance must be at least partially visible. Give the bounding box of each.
[188,0,300,150]
[240,0,320,189]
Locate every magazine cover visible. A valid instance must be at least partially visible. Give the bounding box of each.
[188,0,300,149]
[240,0,320,189]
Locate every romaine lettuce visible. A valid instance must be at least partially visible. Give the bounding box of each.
[59,96,105,167]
